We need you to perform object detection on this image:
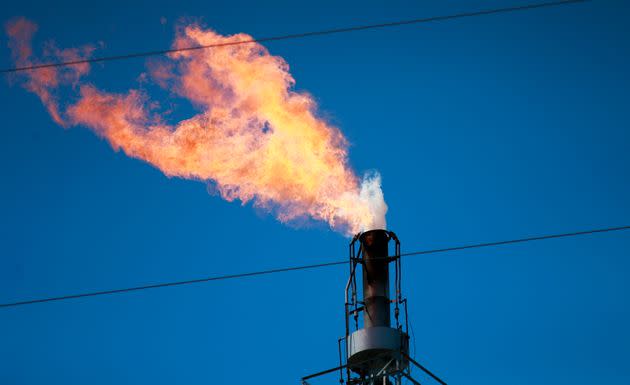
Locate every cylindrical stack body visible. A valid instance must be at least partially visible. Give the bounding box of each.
[347,230,409,374]
[359,230,390,328]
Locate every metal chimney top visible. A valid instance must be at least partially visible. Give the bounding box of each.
[302,229,448,385]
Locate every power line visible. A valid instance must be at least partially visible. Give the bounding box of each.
[400,225,630,257]
[0,260,346,309]
[1,224,627,309]
[1,0,589,74]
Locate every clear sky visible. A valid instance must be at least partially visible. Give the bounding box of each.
[1,1,629,384]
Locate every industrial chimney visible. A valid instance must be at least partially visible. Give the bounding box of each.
[302,229,447,385]
[360,230,391,329]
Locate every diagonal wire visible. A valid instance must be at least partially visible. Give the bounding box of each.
[0,224,628,309]
[1,0,590,74]
[0,261,346,308]
[400,225,630,257]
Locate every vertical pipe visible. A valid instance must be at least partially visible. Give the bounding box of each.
[359,229,390,328]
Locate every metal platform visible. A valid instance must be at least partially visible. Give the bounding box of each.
[347,326,409,372]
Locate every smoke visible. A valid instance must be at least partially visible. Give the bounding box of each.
[5,18,387,236]
[359,172,387,230]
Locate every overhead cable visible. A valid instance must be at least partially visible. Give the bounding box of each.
[1,0,589,74]
[1,223,627,309]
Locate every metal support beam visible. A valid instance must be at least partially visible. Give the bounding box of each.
[402,352,447,385]
[401,372,423,385]
[302,364,347,382]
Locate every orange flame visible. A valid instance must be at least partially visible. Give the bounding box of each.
[5,18,387,235]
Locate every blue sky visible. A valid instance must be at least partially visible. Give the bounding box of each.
[1,1,629,384]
